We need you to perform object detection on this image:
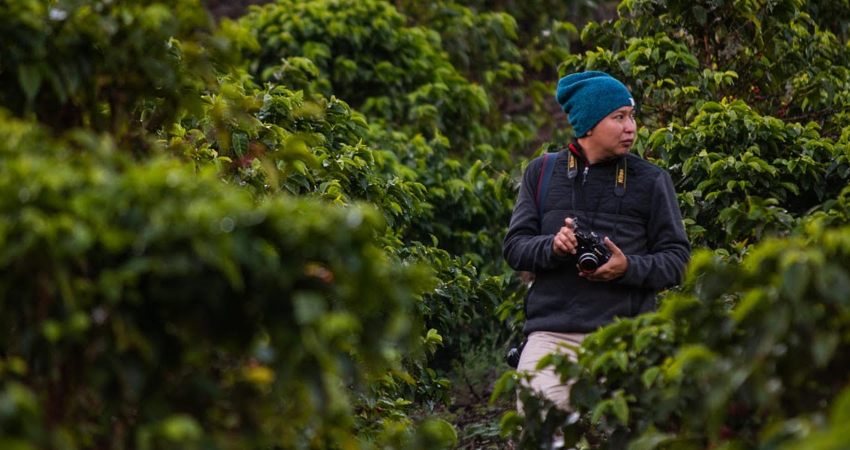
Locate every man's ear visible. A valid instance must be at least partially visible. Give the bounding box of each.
[585,130,592,136]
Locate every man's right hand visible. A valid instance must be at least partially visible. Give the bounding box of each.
[553,217,578,257]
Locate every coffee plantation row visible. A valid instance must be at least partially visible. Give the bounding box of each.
[1,0,849,449]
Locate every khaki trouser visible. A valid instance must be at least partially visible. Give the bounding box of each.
[516,331,586,412]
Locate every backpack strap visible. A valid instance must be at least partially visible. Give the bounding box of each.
[535,152,559,223]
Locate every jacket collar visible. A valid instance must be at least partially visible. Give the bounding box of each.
[568,141,623,167]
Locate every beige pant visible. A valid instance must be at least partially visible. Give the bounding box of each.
[516,331,586,412]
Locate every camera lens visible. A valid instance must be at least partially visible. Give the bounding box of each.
[578,253,599,273]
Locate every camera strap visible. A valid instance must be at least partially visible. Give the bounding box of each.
[535,145,627,232]
[565,144,628,241]
[565,145,627,191]
[615,157,626,197]
[612,156,626,242]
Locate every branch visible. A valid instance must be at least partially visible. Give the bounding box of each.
[781,107,847,123]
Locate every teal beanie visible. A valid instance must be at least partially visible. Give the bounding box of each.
[555,71,634,137]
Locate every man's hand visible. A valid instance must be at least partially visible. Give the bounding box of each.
[553,218,577,257]
[579,237,628,282]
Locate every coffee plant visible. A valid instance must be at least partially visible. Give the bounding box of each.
[0,0,231,140]
[5,0,850,448]
[0,111,449,449]
[499,224,850,449]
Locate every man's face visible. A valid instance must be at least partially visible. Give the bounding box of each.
[583,106,636,162]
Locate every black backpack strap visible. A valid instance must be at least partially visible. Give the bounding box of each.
[535,152,559,223]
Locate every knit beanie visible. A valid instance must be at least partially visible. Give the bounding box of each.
[555,71,634,137]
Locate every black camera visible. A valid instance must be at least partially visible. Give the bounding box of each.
[505,340,526,368]
[573,220,611,274]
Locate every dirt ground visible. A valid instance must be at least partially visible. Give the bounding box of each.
[434,365,517,450]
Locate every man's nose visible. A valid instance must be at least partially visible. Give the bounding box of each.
[625,118,636,134]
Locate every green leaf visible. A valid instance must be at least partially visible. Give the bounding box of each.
[612,394,630,423]
[732,289,767,323]
[614,351,628,371]
[420,419,458,448]
[570,378,602,408]
[160,414,203,441]
[591,399,612,424]
[232,131,249,157]
[642,367,660,388]
[499,411,523,437]
[830,386,850,427]
[812,332,839,368]
[781,262,810,301]
[18,65,43,102]
[627,428,674,450]
[692,6,708,26]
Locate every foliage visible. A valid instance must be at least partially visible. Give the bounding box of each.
[172,0,519,265]
[161,1,524,443]
[494,0,850,449]
[164,68,515,349]
[0,112,463,449]
[397,0,597,78]
[11,0,850,448]
[645,99,850,248]
[394,0,584,156]
[566,0,850,138]
[0,0,232,139]
[166,72,429,232]
[239,0,493,150]
[500,225,850,449]
[168,0,521,372]
[0,0,511,447]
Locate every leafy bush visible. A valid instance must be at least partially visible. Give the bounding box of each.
[568,0,850,137]
[396,0,583,156]
[0,113,452,449]
[646,99,850,248]
[239,0,493,149]
[0,0,231,138]
[0,0,527,448]
[502,224,850,449]
[164,70,514,335]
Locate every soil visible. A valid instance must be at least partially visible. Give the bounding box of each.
[434,366,517,449]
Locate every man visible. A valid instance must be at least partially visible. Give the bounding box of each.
[503,71,690,412]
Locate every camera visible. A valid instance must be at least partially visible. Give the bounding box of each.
[505,340,526,368]
[573,220,611,273]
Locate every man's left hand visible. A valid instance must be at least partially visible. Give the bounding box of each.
[579,237,628,282]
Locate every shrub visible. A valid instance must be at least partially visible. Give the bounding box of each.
[239,0,492,149]
[499,224,850,449]
[0,113,445,449]
[0,0,232,139]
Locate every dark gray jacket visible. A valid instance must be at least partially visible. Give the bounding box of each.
[503,145,690,334]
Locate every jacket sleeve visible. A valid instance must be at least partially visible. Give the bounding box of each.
[616,171,691,289]
[502,159,568,272]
